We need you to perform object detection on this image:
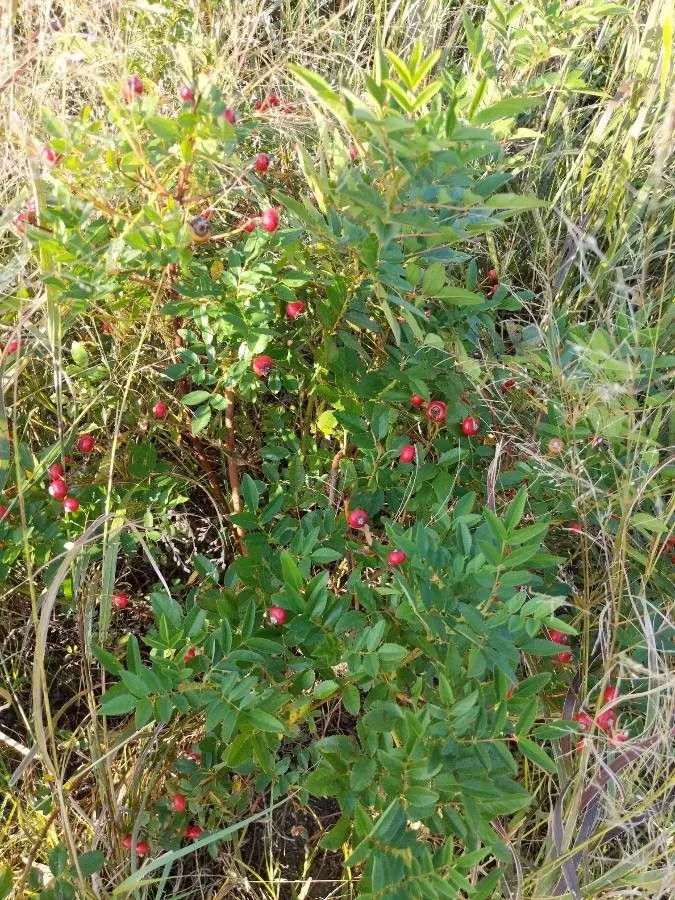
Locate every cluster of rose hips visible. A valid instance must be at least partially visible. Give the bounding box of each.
[119,75,283,238]
[121,791,204,856]
[547,628,573,664]
[345,508,407,567]
[45,442,87,514]
[575,684,627,750]
[410,395,481,436]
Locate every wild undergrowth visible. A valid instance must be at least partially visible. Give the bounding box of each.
[0,1,673,898]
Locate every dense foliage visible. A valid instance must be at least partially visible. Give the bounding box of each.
[1,3,673,899]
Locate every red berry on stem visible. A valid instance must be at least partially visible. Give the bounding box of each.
[426,400,446,422]
[223,107,236,124]
[48,479,67,500]
[152,401,168,419]
[487,269,498,283]
[63,497,79,513]
[411,394,425,408]
[42,146,59,165]
[575,710,594,731]
[242,217,258,233]
[252,355,273,377]
[178,84,193,102]
[185,825,202,839]
[268,606,286,625]
[568,523,583,534]
[78,433,95,453]
[254,153,270,173]
[122,834,133,850]
[349,144,359,160]
[183,646,196,661]
[49,462,64,480]
[112,593,128,609]
[399,444,416,464]
[597,708,617,732]
[547,629,569,645]
[554,650,572,664]
[186,748,201,762]
[172,793,187,812]
[387,549,407,566]
[501,379,515,393]
[260,207,279,232]
[347,509,368,529]
[135,840,149,857]
[267,93,280,107]
[123,75,143,101]
[603,684,619,704]
[6,340,20,354]
[286,301,305,319]
[461,416,480,436]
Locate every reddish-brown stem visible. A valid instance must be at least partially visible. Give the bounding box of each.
[225,388,247,555]
[327,450,344,509]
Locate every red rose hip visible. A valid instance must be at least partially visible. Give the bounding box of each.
[387,549,406,566]
[461,416,480,436]
[411,394,425,408]
[260,207,279,232]
[252,355,273,377]
[135,840,149,857]
[597,708,617,732]
[399,444,416,464]
[178,84,193,102]
[285,301,305,319]
[185,825,202,839]
[42,146,59,165]
[48,462,64,480]
[547,629,569,645]
[347,508,368,529]
[63,497,79,513]
[172,793,187,812]
[112,593,128,609]
[77,433,95,453]
[254,153,270,173]
[554,650,572,664]
[152,401,168,419]
[123,75,143,101]
[426,400,446,422]
[268,606,286,625]
[48,479,67,500]
[603,684,619,704]
[122,834,133,850]
[575,710,594,731]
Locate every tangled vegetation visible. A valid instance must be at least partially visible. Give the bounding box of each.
[1,1,673,898]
